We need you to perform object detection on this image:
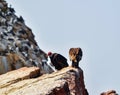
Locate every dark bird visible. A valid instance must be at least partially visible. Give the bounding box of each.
[17,16,24,23]
[69,47,83,68]
[48,52,69,70]
[8,5,15,13]
[9,7,15,13]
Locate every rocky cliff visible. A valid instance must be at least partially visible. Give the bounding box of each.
[0,0,89,95]
[0,0,53,74]
[101,90,118,95]
[0,66,88,95]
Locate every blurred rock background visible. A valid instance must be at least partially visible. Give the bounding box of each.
[0,0,53,75]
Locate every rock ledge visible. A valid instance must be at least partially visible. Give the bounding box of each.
[0,66,88,95]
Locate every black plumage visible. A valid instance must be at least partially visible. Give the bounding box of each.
[9,7,15,13]
[17,16,24,23]
[48,52,68,70]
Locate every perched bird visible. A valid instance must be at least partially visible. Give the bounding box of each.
[47,52,68,70]
[9,6,15,13]
[17,16,24,23]
[69,47,83,68]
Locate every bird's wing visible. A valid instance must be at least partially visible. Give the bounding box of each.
[55,54,68,67]
[55,54,67,61]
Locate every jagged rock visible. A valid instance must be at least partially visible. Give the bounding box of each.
[101,90,118,95]
[0,66,88,95]
[0,0,54,74]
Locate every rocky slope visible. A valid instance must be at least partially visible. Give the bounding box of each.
[0,0,53,74]
[0,66,88,95]
[0,0,89,95]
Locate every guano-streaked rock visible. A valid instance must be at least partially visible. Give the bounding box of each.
[0,0,54,74]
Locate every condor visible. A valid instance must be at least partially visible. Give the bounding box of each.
[48,52,68,70]
[69,47,83,68]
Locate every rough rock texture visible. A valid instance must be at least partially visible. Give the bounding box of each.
[0,66,88,95]
[0,67,40,90]
[0,1,89,95]
[101,90,118,95]
[0,0,53,74]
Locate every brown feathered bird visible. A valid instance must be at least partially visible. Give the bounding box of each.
[48,52,68,70]
[69,48,83,68]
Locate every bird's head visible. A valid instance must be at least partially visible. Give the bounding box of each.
[47,52,52,57]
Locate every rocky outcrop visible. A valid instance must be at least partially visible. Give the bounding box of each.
[0,0,54,74]
[0,66,88,95]
[0,1,89,95]
[101,90,118,95]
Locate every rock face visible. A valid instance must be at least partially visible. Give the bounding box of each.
[0,0,53,74]
[0,1,89,95]
[101,90,118,95]
[0,66,88,95]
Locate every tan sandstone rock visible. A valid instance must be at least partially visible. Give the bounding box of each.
[0,66,88,95]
